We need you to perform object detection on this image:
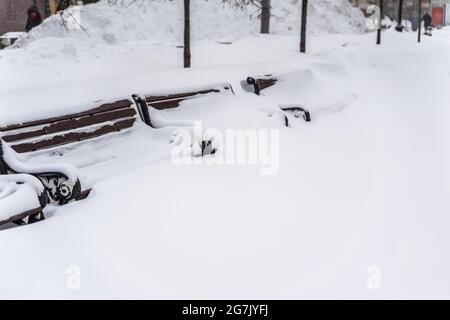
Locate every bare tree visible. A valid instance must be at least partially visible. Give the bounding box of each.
[300,0,308,53]
[184,0,191,68]
[223,0,271,34]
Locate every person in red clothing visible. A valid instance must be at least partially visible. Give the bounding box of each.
[25,5,42,32]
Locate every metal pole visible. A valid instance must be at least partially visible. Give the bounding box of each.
[300,0,308,53]
[418,0,422,42]
[377,0,383,44]
[396,0,404,31]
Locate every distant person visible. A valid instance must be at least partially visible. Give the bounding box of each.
[25,5,42,32]
[422,12,433,36]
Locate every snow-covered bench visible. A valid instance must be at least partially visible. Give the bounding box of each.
[242,73,311,126]
[0,174,47,226]
[243,75,278,96]
[0,98,139,205]
[0,85,232,205]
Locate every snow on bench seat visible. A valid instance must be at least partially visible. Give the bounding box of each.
[0,99,138,154]
[0,174,46,226]
[242,69,358,126]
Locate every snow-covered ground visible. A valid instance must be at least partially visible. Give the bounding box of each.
[0,2,450,299]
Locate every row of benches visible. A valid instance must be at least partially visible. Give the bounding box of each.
[0,73,310,227]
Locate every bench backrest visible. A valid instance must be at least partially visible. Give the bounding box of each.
[132,84,234,128]
[244,75,277,95]
[144,84,233,110]
[0,99,139,154]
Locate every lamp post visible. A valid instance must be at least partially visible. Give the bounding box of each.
[367,4,382,45]
[395,0,404,31]
[418,0,422,42]
[379,0,383,44]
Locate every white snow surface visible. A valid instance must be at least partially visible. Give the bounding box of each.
[15,0,367,47]
[0,7,449,299]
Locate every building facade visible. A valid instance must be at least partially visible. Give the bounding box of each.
[0,0,96,35]
[350,0,450,18]
[0,0,49,35]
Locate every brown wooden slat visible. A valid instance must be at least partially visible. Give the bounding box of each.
[3,108,136,143]
[257,78,277,91]
[11,118,136,153]
[0,207,42,226]
[78,188,92,201]
[147,99,184,110]
[145,88,220,103]
[0,99,132,132]
[259,82,277,90]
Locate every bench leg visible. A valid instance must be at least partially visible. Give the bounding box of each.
[13,220,27,226]
[28,211,45,224]
[246,77,261,95]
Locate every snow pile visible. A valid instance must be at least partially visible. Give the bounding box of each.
[0,175,43,221]
[15,0,366,47]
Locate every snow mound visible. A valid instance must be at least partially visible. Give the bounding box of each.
[15,0,367,47]
[0,175,43,221]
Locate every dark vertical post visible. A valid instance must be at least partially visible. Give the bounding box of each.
[395,0,404,31]
[377,0,383,45]
[260,0,271,34]
[0,140,8,175]
[300,0,308,53]
[183,0,191,68]
[418,0,422,42]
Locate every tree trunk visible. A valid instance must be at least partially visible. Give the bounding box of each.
[300,0,308,53]
[418,0,422,42]
[184,0,191,68]
[260,0,271,34]
[377,0,383,45]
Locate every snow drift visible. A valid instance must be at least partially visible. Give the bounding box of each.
[15,0,367,47]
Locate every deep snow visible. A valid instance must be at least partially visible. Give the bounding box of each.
[0,174,44,221]
[15,0,366,47]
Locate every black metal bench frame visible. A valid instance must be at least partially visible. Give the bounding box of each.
[245,75,311,125]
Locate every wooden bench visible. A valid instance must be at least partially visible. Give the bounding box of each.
[0,85,233,209]
[0,98,140,205]
[243,74,311,125]
[244,75,277,95]
[0,174,47,227]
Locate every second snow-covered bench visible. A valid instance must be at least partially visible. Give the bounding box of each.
[242,73,311,125]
